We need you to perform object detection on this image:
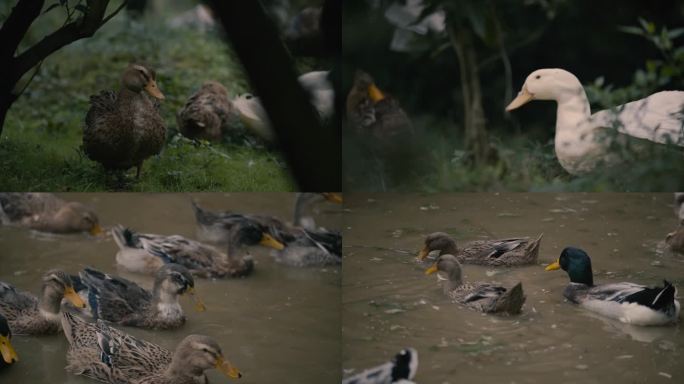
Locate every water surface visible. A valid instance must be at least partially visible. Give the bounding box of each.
[342,193,683,384]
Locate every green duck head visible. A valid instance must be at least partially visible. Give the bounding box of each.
[545,247,594,286]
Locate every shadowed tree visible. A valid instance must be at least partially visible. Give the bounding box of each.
[0,0,128,136]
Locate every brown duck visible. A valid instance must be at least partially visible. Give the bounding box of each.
[83,64,166,178]
[0,193,102,235]
[177,81,241,142]
[346,70,413,140]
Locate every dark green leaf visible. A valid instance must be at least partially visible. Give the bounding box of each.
[617,26,643,36]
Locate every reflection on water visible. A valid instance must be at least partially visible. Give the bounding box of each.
[0,193,341,383]
[342,193,683,384]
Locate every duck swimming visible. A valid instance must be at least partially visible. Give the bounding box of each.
[545,247,680,326]
[0,193,102,235]
[506,68,684,175]
[61,311,241,383]
[418,232,542,266]
[342,348,418,384]
[0,314,19,367]
[425,255,525,315]
[73,264,205,329]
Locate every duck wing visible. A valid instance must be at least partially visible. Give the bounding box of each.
[79,268,152,322]
[140,235,221,270]
[590,91,684,146]
[0,282,37,320]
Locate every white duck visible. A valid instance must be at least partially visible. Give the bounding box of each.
[506,68,684,175]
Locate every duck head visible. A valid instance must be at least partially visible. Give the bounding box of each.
[506,68,584,111]
[230,221,284,251]
[42,270,87,311]
[545,247,594,285]
[53,202,102,236]
[171,335,242,379]
[122,64,165,100]
[0,315,18,364]
[417,232,457,261]
[155,264,206,312]
[425,254,462,283]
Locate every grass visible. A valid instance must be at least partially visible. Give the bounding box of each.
[343,117,684,192]
[0,9,299,191]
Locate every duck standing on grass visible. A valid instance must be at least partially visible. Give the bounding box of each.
[506,68,684,175]
[0,193,102,235]
[177,81,242,142]
[545,247,680,325]
[83,64,166,178]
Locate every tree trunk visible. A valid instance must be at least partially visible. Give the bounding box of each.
[449,26,490,165]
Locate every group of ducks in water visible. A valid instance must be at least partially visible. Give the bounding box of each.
[344,194,684,384]
[348,68,684,176]
[0,192,342,383]
[83,64,333,178]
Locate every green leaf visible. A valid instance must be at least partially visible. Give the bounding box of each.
[667,28,684,39]
[617,26,643,36]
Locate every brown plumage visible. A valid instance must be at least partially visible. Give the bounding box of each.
[418,232,543,267]
[0,193,101,235]
[83,64,166,178]
[177,81,241,142]
[346,70,413,140]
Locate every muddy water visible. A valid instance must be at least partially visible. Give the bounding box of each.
[0,193,342,383]
[342,193,684,384]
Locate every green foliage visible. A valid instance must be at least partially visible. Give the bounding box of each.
[0,12,297,191]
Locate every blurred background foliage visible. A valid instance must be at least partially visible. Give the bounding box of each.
[342,0,684,191]
[0,0,327,191]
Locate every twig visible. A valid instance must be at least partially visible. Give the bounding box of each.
[100,0,128,26]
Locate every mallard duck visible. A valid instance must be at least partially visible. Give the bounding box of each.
[506,68,684,175]
[73,264,205,329]
[342,348,418,384]
[192,199,342,267]
[545,247,680,325]
[0,313,19,367]
[112,221,283,278]
[177,81,242,142]
[346,70,413,140]
[61,311,241,383]
[417,232,542,266]
[425,255,525,315]
[84,64,166,178]
[0,270,86,335]
[0,193,102,235]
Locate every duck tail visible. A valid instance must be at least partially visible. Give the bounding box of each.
[111,225,138,250]
[525,233,543,263]
[652,280,676,311]
[494,282,526,315]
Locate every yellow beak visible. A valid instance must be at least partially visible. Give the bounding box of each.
[144,79,165,100]
[416,246,430,261]
[90,224,103,236]
[505,86,534,111]
[186,287,206,312]
[545,259,561,271]
[322,192,343,204]
[368,83,385,103]
[425,264,438,275]
[216,355,242,379]
[0,335,18,364]
[260,233,285,250]
[64,286,86,308]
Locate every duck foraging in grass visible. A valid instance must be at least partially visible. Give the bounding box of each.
[0,313,19,367]
[545,247,680,325]
[0,270,86,335]
[506,68,684,175]
[417,232,542,266]
[83,64,166,178]
[177,81,242,142]
[425,255,525,315]
[61,311,241,383]
[73,264,205,330]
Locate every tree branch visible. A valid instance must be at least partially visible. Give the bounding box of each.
[13,0,127,78]
[0,0,45,62]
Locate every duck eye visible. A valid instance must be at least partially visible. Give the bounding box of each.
[535,75,541,79]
